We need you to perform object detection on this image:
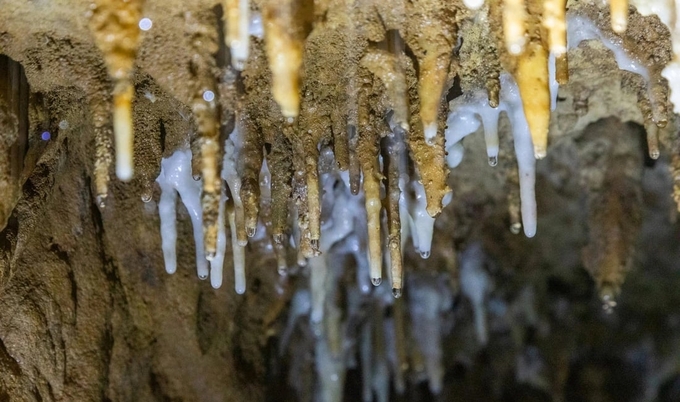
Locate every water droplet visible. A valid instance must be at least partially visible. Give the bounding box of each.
[198,274,208,280]
[419,250,431,259]
[41,131,51,141]
[141,192,152,203]
[650,150,660,160]
[277,265,288,276]
[392,288,402,298]
[206,251,216,261]
[371,277,382,286]
[599,284,618,311]
[238,239,248,247]
[96,195,106,209]
[510,222,522,234]
[58,120,69,130]
[192,174,201,181]
[202,90,215,102]
[246,226,256,237]
[138,17,153,31]
[488,156,498,166]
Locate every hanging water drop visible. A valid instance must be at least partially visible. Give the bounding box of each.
[371,277,382,286]
[488,156,498,166]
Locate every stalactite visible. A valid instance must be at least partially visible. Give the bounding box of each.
[297,105,330,251]
[193,84,222,258]
[543,0,567,56]
[358,92,384,286]
[89,0,144,181]
[183,10,225,259]
[133,84,163,203]
[609,0,629,33]
[91,94,113,209]
[262,0,307,118]
[361,49,410,132]
[507,162,523,234]
[348,124,362,195]
[239,114,264,238]
[293,156,314,259]
[227,195,247,293]
[6,1,680,400]
[555,52,569,85]
[513,40,550,159]
[223,0,250,70]
[407,1,457,145]
[502,0,527,55]
[270,133,293,243]
[224,129,248,246]
[383,132,404,295]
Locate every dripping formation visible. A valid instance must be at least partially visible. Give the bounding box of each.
[112,0,671,300]
[0,0,679,399]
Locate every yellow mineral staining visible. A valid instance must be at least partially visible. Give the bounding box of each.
[555,53,569,85]
[405,1,457,146]
[361,49,410,132]
[89,0,144,181]
[609,0,628,33]
[401,2,454,220]
[542,0,567,56]
[513,41,550,159]
[223,0,250,70]
[502,0,527,55]
[262,0,305,118]
[54,0,680,303]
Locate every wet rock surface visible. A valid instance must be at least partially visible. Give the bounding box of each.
[0,1,679,401]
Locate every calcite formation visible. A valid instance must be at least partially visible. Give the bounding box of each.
[0,0,679,400]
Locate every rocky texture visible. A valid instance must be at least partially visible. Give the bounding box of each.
[0,1,680,401]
